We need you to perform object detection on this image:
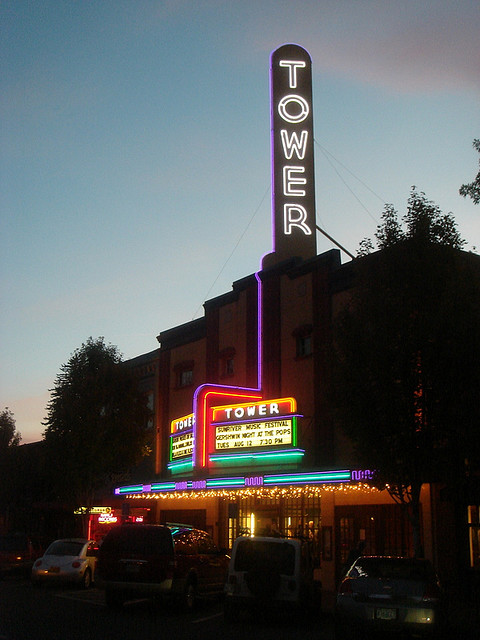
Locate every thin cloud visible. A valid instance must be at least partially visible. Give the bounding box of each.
[245,0,480,94]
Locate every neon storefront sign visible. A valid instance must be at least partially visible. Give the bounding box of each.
[98,513,118,524]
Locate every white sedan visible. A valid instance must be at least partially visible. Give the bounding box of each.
[31,538,98,588]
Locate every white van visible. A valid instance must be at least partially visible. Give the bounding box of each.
[224,536,321,619]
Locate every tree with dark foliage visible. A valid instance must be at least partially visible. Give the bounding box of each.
[43,337,150,533]
[334,188,480,557]
[459,138,480,205]
[0,408,21,452]
[0,408,22,530]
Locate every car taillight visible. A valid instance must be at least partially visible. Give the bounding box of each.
[72,561,81,568]
[422,582,441,601]
[34,559,42,568]
[338,578,354,595]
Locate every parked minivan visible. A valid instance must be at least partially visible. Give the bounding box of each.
[224,536,321,619]
[96,523,229,609]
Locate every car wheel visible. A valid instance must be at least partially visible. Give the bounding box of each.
[82,568,92,589]
[184,580,197,611]
[105,589,125,609]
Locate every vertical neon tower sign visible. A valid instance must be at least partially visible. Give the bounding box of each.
[268,44,316,266]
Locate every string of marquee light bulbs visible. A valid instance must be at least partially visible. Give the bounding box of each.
[123,482,381,502]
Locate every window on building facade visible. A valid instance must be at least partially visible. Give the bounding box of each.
[219,347,235,379]
[179,369,193,387]
[292,324,313,358]
[174,360,194,389]
[224,357,234,376]
[296,334,312,357]
[146,391,154,430]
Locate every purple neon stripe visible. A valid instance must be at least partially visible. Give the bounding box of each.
[255,268,263,389]
[169,429,193,437]
[270,49,276,254]
[211,413,301,427]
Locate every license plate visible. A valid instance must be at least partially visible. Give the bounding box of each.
[376,608,397,620]
[48,567,60,573]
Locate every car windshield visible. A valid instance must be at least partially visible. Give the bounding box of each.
[351,558,435,581]
[46,541,84,556]
[234,540,296,575]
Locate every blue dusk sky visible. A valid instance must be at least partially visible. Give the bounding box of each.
[1,1,479,443]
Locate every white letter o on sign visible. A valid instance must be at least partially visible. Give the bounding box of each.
[278,94,309,123]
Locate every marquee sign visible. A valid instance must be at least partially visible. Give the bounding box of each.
[269,43,316,265]
[168,397,304,472]
[170,413,195,461]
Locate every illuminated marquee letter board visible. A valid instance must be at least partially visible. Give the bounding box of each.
[170,413,195,461]
[169,398,303,472]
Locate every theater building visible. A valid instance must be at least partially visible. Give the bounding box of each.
[113,45,478,604]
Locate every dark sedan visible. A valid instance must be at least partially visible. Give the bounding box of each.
[335,556,446,638]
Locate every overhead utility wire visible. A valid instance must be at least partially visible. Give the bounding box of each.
[192,184,270,320]
[194,144,385,317]
[315,139,387,204]
[314,138,385,225]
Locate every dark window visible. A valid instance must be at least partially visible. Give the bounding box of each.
[296,334,312,357]
[146,391,154,429]
[351,558,435,581]
[174,360,195,388]
[292,324,313,358]
[219,347,236,378]
[224,357,234,376]
[100,525,173,556]
[234,540,296,575]
[179,369,193,387]
[45,541,84,557]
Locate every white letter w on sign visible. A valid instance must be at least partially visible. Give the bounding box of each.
[280,130,308,160]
